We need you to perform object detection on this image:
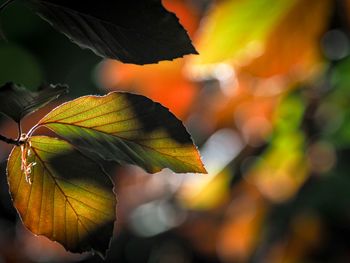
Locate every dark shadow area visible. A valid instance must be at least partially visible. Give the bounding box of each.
[48,148,114,190]
[28,142,117,256]
[255,148,350,263]
[124,93,192,144]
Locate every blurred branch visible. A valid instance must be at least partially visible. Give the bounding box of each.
[0,0,15,13]
[0,0,16,41]
[0,19,7,41]
[229,144,267,186]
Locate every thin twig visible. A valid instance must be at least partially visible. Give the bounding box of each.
[16,121,22,142]
[0,133,21,146]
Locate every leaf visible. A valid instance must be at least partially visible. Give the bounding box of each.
[0,82,68,123]
[36,92,206,174]
[7,136,116,257]
[26,0,197,64]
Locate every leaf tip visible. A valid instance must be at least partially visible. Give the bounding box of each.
[193,148,208,174]
[198,162,208,174]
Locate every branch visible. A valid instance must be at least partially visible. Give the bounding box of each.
[0,133,21,146]
[16,121,22,141]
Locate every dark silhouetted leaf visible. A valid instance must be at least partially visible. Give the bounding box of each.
[0,82,68,122]
[35,92,206,174]
[7,136,116,257]
[26,0,197,64]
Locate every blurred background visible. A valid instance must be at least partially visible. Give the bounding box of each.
[0,0,350,262]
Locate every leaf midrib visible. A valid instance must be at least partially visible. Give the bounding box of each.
[30,146,93,243]
[40,121,203,172]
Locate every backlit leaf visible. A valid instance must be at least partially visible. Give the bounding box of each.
[26,0,197,64]
[35,92,206,174]
[7,136,116,257]
[0,82,68,123]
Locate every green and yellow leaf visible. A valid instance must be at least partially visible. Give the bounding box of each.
[7,136,116,257]
[35,92,206,174]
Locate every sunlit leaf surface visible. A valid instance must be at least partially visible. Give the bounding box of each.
[0,82,68,122]
[7,136,116,257]
[37,92,206,174]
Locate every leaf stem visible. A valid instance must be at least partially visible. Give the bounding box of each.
[0,0,15,13]
[16,121,22,142]
[27,123,39,138]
